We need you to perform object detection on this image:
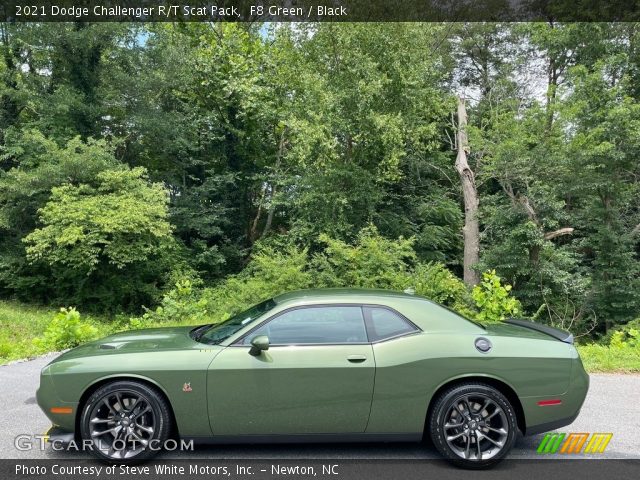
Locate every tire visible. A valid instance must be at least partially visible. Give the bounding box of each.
[428,383,517,469]
[80,380,172,463]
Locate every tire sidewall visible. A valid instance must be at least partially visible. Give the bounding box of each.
[80,381,171,463]
[429,383,518,469]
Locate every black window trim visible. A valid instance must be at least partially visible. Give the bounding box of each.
[231,302,422,347]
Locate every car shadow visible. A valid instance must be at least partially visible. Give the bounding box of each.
[42,432,542,460]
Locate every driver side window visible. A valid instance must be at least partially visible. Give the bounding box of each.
[242,306,367,345]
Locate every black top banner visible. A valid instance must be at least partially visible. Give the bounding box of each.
[1,0,640,22]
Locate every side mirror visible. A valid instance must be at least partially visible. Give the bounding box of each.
[249,335,269,356]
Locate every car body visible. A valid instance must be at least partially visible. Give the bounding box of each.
[37,289,589,467]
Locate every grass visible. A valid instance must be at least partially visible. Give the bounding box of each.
[577,344,640,373]
[0,301,58,364]
[0,300,110,365]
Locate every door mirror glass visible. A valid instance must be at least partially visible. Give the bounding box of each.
[249,335,269,356]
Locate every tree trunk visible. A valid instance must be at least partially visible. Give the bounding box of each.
[261,128,287,238]
[544,227,574,240]
[249,184,266,243]
[262,185,277,237]
[455,96,480,286]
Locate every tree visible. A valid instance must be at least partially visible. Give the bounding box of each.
[0,21,638,332]
[0,132,119,301]
[455,96,480,286]
[23,167,177,311]
[563,60,640,331]
[281,24,456,258]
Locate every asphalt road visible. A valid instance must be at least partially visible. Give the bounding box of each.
[1,353,638,460]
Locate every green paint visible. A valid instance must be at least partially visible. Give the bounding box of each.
[37,290,589,442]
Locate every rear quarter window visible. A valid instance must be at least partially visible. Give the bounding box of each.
[364,306,418,342]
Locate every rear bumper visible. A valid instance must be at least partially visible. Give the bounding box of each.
[522,350,589,435]
[525,410,581,436]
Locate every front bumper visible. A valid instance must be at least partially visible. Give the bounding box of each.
[36,366,78,432]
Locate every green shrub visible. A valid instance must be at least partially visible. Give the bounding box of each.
[133,230,526,329]
[205,228,451,323]
[601,317,640,345]
[33,307,99,350]
[311,226,415,290]
[573,319,640,372]
[201,244,313,323]
[411,262,474,315]
[202,229,475,324]
[471,270,522,323]
[131,278,209,329]
[609,328,639,349]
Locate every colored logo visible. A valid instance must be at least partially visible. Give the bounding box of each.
[537,432,612,454]
[182,382,192,392]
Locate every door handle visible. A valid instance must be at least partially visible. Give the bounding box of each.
[347,355,367,363]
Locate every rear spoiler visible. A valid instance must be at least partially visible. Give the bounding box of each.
[505,318,574,344]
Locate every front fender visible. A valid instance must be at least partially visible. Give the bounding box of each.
[37,348,223,437]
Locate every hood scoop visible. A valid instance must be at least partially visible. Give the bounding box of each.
[98,342,125,350]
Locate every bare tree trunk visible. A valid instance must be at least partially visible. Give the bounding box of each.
[249,185,266,243]
[262,185,277,237]
[261,128,287,238]
[544,227,575,240]
[455,96,480,286]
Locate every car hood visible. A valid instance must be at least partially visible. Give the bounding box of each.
[49,326,200,362]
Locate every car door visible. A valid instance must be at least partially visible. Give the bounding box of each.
[363,305,429,434]
[207,305,375,435]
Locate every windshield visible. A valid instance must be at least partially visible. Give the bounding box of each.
[194,298,277,345]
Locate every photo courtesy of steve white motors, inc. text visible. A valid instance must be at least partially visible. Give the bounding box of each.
[15,463,340,477]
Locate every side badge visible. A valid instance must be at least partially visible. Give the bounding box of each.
[182,382,192,392]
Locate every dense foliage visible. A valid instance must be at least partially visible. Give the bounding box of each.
[578,319,640,372]
[123,226,529,338]
[33,307,99,351]
[1,22,639,339]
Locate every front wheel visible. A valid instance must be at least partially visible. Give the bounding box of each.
[428,383,517,469]
[80,380,172,463]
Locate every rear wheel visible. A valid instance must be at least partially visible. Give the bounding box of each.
[428,383,517,469]
[80,381,172,462]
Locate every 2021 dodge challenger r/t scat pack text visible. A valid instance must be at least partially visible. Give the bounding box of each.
[37,289,589,468]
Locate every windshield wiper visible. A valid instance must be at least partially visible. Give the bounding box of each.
[191,324,212,342]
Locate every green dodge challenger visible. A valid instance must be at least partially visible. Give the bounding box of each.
[37,289,589,468]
